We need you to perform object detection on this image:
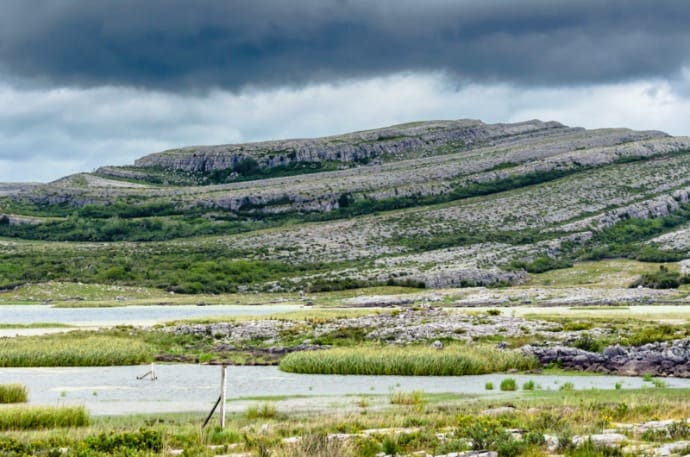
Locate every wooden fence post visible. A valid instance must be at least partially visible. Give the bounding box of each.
[219,364,227,428]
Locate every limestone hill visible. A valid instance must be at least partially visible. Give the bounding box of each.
[1,119,690,294]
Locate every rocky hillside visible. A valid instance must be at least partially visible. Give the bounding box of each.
[131,119,568,173]
[1,119,690,293]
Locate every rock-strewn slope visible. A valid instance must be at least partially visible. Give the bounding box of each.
[3,119,690,291]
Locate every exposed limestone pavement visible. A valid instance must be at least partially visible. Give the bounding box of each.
[168,307,569,346]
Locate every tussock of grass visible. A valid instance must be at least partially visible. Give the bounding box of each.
[277,432,356,457]
[246,403,278,419]
[279,344,537,376]
[0,384,28,403]
[500,378,517,391]
[389,390,425,406]
[0,405,88,430]
[0,335,153,367]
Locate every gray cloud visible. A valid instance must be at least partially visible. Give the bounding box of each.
[4,73,690,182]
[1,0,690,91]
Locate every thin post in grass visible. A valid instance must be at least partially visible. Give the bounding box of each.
[219,364,227,428]
[136,363,158,381]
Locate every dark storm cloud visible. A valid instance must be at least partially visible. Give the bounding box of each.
[0,0,689,91]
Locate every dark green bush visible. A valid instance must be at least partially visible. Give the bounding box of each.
[630,265,683,289]
[81,428,163,454]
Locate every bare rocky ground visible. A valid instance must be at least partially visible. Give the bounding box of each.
[169,306,580,346]
[167,305,690,378]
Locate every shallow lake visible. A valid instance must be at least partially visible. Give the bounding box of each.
[1,365,689,416]
[0,304,300,327]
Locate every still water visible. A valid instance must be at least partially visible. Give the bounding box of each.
[0,304,300,327]
[1,365,688,416]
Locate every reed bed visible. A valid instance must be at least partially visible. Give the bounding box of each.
[0,405,89,430]
[0,335,153,367]
[0,384,28,403]
[279,344,537,375]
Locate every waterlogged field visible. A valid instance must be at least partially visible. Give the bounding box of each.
[1,259,690,455]
[3,384,690,456]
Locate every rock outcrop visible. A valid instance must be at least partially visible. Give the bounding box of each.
[524,339,690,377]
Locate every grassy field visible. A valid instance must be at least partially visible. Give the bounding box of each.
[279,344,538,376]
[527,259,675,287]
[0,256,688,311]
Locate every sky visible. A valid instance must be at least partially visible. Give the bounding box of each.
[2,0,690,182]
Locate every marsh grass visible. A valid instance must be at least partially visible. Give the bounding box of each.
[279,344,537,376]
[0,406,88,430]
[500,378,517,391]
[276,432,356,457]
[0,384,27,403]
[246,403,278,419]
[0,334,153,366]
[389,390,425,406]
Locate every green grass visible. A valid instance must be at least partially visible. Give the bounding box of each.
[245,403,278,419]
[500,378,517,391]
[389,390,426,406]
[0,405,88,430]
[0,334,153,367]
[279,344,537,376]
[0,384,27,403]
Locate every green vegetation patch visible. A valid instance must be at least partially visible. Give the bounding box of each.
[0,405,88,430]
[0,242,324,294]
[0,384,27,403]
[0,334,153,367]
[630,265,690,289]
[279,344,537,375]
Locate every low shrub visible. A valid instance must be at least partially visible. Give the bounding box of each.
[80,428,163,454]
[458,416,527,456]
[500,378,517,391]
[630,265,684,289]
[522,380,536,391]
[572,333,604,353]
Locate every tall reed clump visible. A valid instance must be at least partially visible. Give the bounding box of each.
[0,384,28,403]
[277,432,356,457]
[279,344,537,375]
[0,335,153,367]
[0,406,89,430]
